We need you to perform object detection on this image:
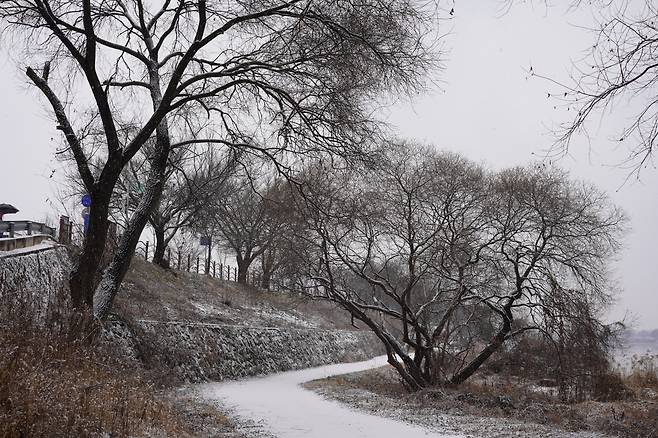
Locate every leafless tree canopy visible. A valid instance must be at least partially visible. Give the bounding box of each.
[519,0,658,175]
[1,0,438,166]
[0,0,440,320]
[203,170,287,284]
[288,143,626,389]
[114,141,239,266]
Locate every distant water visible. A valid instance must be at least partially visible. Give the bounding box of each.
[612,329,658,374]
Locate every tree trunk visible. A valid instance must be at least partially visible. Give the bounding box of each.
[93,151,169,319]
[152,225,167,267]
[449,314,512,385]
[69,187,113,309]
[237,259,250,284]
[347,301,427,390]
[260,270,272,290]
[93,65,171,320]
[260,249,275,289]
[203,237,212,275]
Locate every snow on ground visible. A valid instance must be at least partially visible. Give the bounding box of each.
[249,305,318,328]
[190,300,225,317]
[197,356,462,438]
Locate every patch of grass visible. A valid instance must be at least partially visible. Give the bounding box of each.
[626,353,658,391]
[115,258,359,330]
[0,327,190,438]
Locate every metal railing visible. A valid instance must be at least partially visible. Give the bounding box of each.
[0,220,57,238]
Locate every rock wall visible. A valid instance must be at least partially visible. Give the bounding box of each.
[0,244,71,294]
[0,244,71,323]
[1,247,384,383]
[103,319,384,383]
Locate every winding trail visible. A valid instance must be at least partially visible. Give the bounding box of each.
[198,356,463,438]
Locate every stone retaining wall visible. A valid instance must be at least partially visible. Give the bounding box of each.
[0,244,71,323]
[1,246,384,383]
[103,318,383,383]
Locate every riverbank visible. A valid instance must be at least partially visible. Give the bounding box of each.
[305,364,657,438]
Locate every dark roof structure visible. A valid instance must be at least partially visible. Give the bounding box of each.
[0,204,19,215]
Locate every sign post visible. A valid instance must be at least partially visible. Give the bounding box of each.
[200,235,212,275]
[81,194,91,236]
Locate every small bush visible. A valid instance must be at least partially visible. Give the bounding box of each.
[591,372,634,401]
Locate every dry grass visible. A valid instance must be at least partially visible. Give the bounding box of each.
[626,353,658,391]
[0,264,192,438]
[115,258,358,330]
[0,328,191,438]
[0,258,217,438]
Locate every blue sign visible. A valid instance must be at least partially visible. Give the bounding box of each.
[81,194,92,207]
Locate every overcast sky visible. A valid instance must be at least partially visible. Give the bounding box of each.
[0,2,656,329]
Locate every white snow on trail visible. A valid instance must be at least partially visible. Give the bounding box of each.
[198,356,463,438]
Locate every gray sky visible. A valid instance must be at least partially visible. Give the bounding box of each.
[0,2,656,329]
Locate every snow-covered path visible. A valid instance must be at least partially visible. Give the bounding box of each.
[198,356,463,438]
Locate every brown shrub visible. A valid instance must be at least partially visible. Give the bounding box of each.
[0,266,189,438]
[591,372,634,402]
[0,327,189,438]
[626,353,658,391]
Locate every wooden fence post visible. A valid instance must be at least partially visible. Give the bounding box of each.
[220,263,223,280]
[177,250,181,270]
[213,261,216,277]
[187,254,191,272]
[196,257,199,273]
[145,241,149,261]
[58,216,70,244]
[233,266,237,282]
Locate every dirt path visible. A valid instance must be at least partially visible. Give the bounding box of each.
[197,356,461,438]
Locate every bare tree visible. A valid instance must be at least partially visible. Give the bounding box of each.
[294,143,625,389]
[115,142,239,267]
[448,165,625,384]
[519,1,658,175]
[537,281,623,401]
[207,172,287,284]
[256,179,300,289]
[1,0,439,320]
[261,177,320,291]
